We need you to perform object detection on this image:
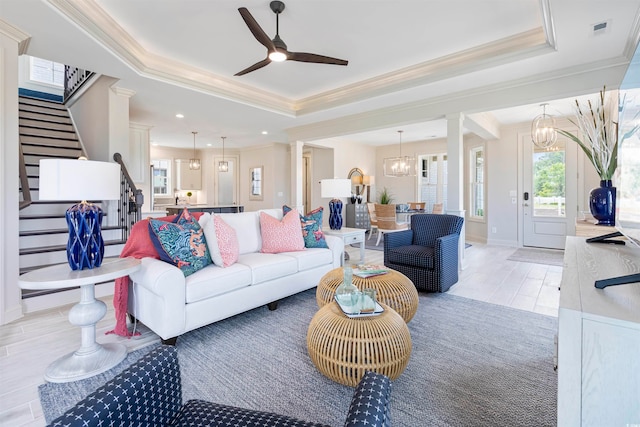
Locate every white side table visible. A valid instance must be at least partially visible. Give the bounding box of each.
[324,227,366,264]
[18,257,141,383]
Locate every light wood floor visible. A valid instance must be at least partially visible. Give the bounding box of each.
[0,242,561,427]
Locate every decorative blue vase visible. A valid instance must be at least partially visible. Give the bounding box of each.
[589,180,616,226]
[328,198,343,230]
[66,202,105,270]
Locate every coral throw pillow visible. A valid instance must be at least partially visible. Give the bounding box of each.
[148,214,212,277]
[260,209,306,253]
[213,215,239,267]
[283,205,328,249]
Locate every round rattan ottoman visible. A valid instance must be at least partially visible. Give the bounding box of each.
[316,267,419,323]
[306,302,412,387]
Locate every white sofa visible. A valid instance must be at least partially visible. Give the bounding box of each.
[127,209,343,342]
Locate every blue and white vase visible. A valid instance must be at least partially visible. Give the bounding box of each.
[589,180,616,226]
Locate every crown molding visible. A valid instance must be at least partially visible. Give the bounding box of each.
[46,0,565,119]
[47,0,296,116]
[110,86,136,98]
[294,28,552,116]
[286,57,630,142]
[0,19,31,54]
[623,8,640,61]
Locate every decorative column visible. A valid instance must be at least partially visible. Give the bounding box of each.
[0,22,29,324]
[446,113,467,270]
[290,140,304,212]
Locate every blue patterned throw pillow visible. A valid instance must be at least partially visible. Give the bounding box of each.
[283,205,328,249]
[148,210,212,276]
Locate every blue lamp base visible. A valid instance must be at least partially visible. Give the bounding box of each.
[66,202,105,270]
[328,198,344,230]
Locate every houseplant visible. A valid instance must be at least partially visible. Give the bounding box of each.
[556,87,638,225]
[378,187,393,204]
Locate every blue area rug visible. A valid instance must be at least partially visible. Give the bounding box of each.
[40,290,557,426]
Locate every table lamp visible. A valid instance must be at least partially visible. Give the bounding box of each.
[39,158,121,270]
[320,178,351,230]
[363,175,375,203]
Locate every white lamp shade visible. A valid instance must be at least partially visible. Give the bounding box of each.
[320,179,351,198]
[39,159,121,201]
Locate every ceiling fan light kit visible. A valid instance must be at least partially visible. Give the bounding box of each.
[235,1,348,76]
[384,130,416,177]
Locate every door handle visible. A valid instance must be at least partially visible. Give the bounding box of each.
[523,203,530,207]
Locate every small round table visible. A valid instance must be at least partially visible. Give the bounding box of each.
[316,267,419,323]
[307,302,412,387]
[18,257,141,383]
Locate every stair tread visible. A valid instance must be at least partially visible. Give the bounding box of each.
[20,225,123,236]
[20,240,127,255]
[20,210,108,219]
[19,256,122,276]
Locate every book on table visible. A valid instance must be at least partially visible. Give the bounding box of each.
[353,265,390,279]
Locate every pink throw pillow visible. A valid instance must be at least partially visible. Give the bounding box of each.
[260,209,306,254]
[214,215,239,267]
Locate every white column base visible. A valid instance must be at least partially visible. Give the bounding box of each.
[446,209,467,271]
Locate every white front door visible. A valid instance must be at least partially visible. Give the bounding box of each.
[522,134,577,249]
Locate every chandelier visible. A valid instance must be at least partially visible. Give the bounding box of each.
[218,136,229,172]
[189,131,201,170]
[531,103,557,149]
[383,130,416,177]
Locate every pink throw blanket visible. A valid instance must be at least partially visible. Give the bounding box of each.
[106,211,205,337]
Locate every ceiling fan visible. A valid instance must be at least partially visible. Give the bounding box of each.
[235,1,348,76]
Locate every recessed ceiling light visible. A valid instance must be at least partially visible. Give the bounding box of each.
[207,143,212,147]
[176,113,184,118]
[261,131,268,135]
[151,142,159,146]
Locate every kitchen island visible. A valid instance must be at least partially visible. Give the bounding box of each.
[163,205,244,215]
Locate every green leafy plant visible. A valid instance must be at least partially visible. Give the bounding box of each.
[556,87,639,180]
[378,187,393,204]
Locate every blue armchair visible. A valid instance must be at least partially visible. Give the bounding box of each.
[47,345,392,427]
[384,214,464,293]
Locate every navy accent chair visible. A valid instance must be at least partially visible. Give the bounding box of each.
[384,214,464,293]
[48,345,392,427]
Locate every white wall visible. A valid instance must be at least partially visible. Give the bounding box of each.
[239,143,291,211]
[0,31,22,324]
[68,75,119,162]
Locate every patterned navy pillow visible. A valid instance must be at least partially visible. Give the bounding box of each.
[148,209,212,276]
[283,205,328,249]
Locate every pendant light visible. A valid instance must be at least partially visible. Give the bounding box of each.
[219,136,229,172]
[383,130,416,177]
[531,103,557,150]
[189,131,201,170]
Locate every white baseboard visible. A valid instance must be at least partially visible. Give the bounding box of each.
[485,238,518,247]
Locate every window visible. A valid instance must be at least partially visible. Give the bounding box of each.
[469,146,484,219]
[418,154,447,212]
[152,160,171,196]
[29,57,64,87]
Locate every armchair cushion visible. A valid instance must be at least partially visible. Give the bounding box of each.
[386,245,434,269]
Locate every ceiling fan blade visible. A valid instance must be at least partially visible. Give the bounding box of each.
[238,7,276,51]
[234,58,272,76]
[289,52,348,66]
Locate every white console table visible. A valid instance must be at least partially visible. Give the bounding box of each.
[558,237,640,426]
[18,258,141,383]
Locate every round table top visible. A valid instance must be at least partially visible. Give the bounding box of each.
[316,267,419,323]
[18,257,141,290]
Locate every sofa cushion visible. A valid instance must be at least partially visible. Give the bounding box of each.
[218,211,263,255]
[170,400,329,427]
[283,205,329,249]
[148,215,212,277]
[279,247,333,271]
[237,252,298,285]
[184,263,252,303]
[387,245,435,269]
[260,209,305,253]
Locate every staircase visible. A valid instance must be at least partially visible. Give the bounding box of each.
[18,95,127,299]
